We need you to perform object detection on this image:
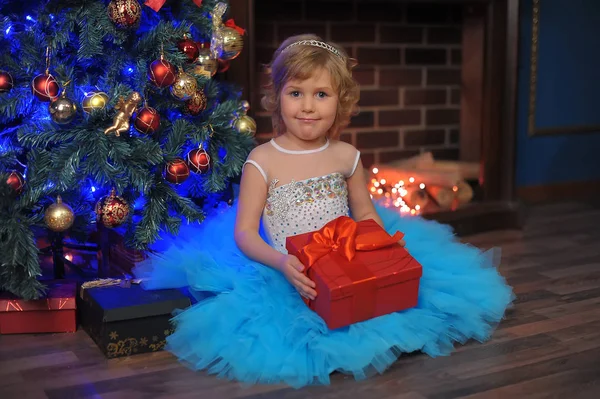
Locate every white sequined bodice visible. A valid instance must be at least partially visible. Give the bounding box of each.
[263,172,350,253]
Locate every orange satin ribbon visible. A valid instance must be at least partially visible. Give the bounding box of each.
[296,216,404,270]
[144,0,203,12]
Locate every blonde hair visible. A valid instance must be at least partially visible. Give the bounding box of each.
[261,34,360,139]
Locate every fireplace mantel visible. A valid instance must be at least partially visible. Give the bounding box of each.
[226,0,524,236]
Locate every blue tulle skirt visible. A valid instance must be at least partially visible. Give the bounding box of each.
[134,202,515,388]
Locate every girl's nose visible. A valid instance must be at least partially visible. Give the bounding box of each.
[302,97,315,112]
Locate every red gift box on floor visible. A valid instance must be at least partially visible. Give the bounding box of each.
[286,216,422,330]
[0,280,77,334]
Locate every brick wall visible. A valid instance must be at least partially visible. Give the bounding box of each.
[253,0,463,168]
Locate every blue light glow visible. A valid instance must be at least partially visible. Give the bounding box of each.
[134,196,146,210]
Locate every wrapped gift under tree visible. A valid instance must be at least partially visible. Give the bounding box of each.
[0,280,77,334]
[286,216,422,330]
[78,279,190,358]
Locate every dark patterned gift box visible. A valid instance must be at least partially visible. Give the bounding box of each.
[79,281,191,358]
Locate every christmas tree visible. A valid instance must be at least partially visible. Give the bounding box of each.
[0,0,255,299]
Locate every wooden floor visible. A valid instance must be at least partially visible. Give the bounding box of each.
[1,201,600,399]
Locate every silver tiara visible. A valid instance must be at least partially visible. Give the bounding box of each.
[282,40,344,59]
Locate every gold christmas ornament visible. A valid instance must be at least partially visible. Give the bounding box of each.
[44,195,75,232]
[234,115,256,136]
[49,91,78,125]
[170,70,198,101]
[220,27,244,61]
[210,3,244,61]
[104,91,142,136]
[82,91,109,113]
[193,45,218,78]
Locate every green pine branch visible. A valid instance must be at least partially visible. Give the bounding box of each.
[0,206,45,300]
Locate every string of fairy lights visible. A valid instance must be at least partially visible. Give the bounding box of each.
[368,167,461,215]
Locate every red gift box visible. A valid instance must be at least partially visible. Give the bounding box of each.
[0,280,77,334]
[286,216,422,330]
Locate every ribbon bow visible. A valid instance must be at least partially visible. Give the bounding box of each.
[224,19,245,35]
[296,216,404,269]
[144,0,203,12]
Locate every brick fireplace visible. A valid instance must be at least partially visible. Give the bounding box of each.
[227,0,523,235]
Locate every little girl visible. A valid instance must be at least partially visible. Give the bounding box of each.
[136,34,514,388]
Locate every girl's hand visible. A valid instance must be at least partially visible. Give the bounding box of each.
[398,238,406,247]
[278,254,317,300]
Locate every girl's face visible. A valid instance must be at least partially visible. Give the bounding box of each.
[280,68,338,143]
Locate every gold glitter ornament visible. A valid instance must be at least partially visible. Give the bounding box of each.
[44,196,75,232]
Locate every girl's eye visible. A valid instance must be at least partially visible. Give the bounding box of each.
[289,91,300,97]
[317,92,328,98]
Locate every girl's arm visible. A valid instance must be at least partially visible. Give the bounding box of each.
[234,161,318,299]
[347,159,384,227]
[234,164,286,269]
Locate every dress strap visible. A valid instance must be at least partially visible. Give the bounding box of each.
[348,150,361,177]
[243,160,268,183]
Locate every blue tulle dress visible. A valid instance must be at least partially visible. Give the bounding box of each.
[134,169,514,388]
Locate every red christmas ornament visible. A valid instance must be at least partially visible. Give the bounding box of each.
[0,70,14,93]
[177,37,200,62]
[6,170,25,194]
[107,0,142,29]
[217,59,230,73]
[184,89,207,116]
[134,106,160,134]
[164,157,190,184]
[95,188,130,228]
[31,73,60,102]
[186,147,211,174]
[148,57,177,88]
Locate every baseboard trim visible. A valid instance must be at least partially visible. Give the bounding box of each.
[517,180,600,203]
